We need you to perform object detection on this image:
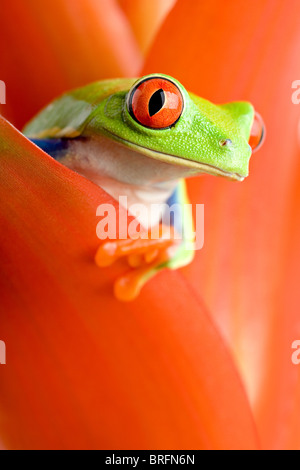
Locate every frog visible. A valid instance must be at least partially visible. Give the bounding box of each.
[23,73,264,301]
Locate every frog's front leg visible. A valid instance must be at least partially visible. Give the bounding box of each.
[95,180,195,301]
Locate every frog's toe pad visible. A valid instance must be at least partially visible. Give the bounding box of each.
[95,225,181,301]
[113,248,172,302]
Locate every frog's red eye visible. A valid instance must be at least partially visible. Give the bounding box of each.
[127,77,184,129]
[249,111,265,152]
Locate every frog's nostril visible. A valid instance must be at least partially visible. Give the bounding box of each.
[219,138,233,147]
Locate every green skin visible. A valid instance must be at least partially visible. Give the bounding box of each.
[23,73,255,276]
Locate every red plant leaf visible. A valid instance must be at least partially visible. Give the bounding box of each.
[117,0,176,55]
[0,0,142,128]
[143,0,300,449]
[0,117,259,449]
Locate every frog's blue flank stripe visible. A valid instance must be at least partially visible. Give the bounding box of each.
[31,138,69,160]
[166,185,184,233]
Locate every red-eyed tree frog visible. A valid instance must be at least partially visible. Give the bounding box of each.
[23,73,264,301]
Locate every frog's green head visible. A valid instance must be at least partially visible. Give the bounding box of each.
[86,73,264,181]
[24,73,264,181]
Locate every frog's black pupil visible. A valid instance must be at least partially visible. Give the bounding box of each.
[148,89,165,117]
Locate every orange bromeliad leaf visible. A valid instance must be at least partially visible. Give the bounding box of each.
[0,117,259,449]
[143,0,300,449]
[0,0,142,129]
[117,0,177,55]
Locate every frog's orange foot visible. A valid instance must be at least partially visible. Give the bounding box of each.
[95,225,181,301]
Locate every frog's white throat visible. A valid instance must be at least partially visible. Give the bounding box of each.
[56,135,198,228]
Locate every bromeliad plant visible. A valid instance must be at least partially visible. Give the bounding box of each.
[22,71,264,301]
[0,0,300,450]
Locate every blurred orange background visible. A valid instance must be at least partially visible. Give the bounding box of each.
[0,0,300,450]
